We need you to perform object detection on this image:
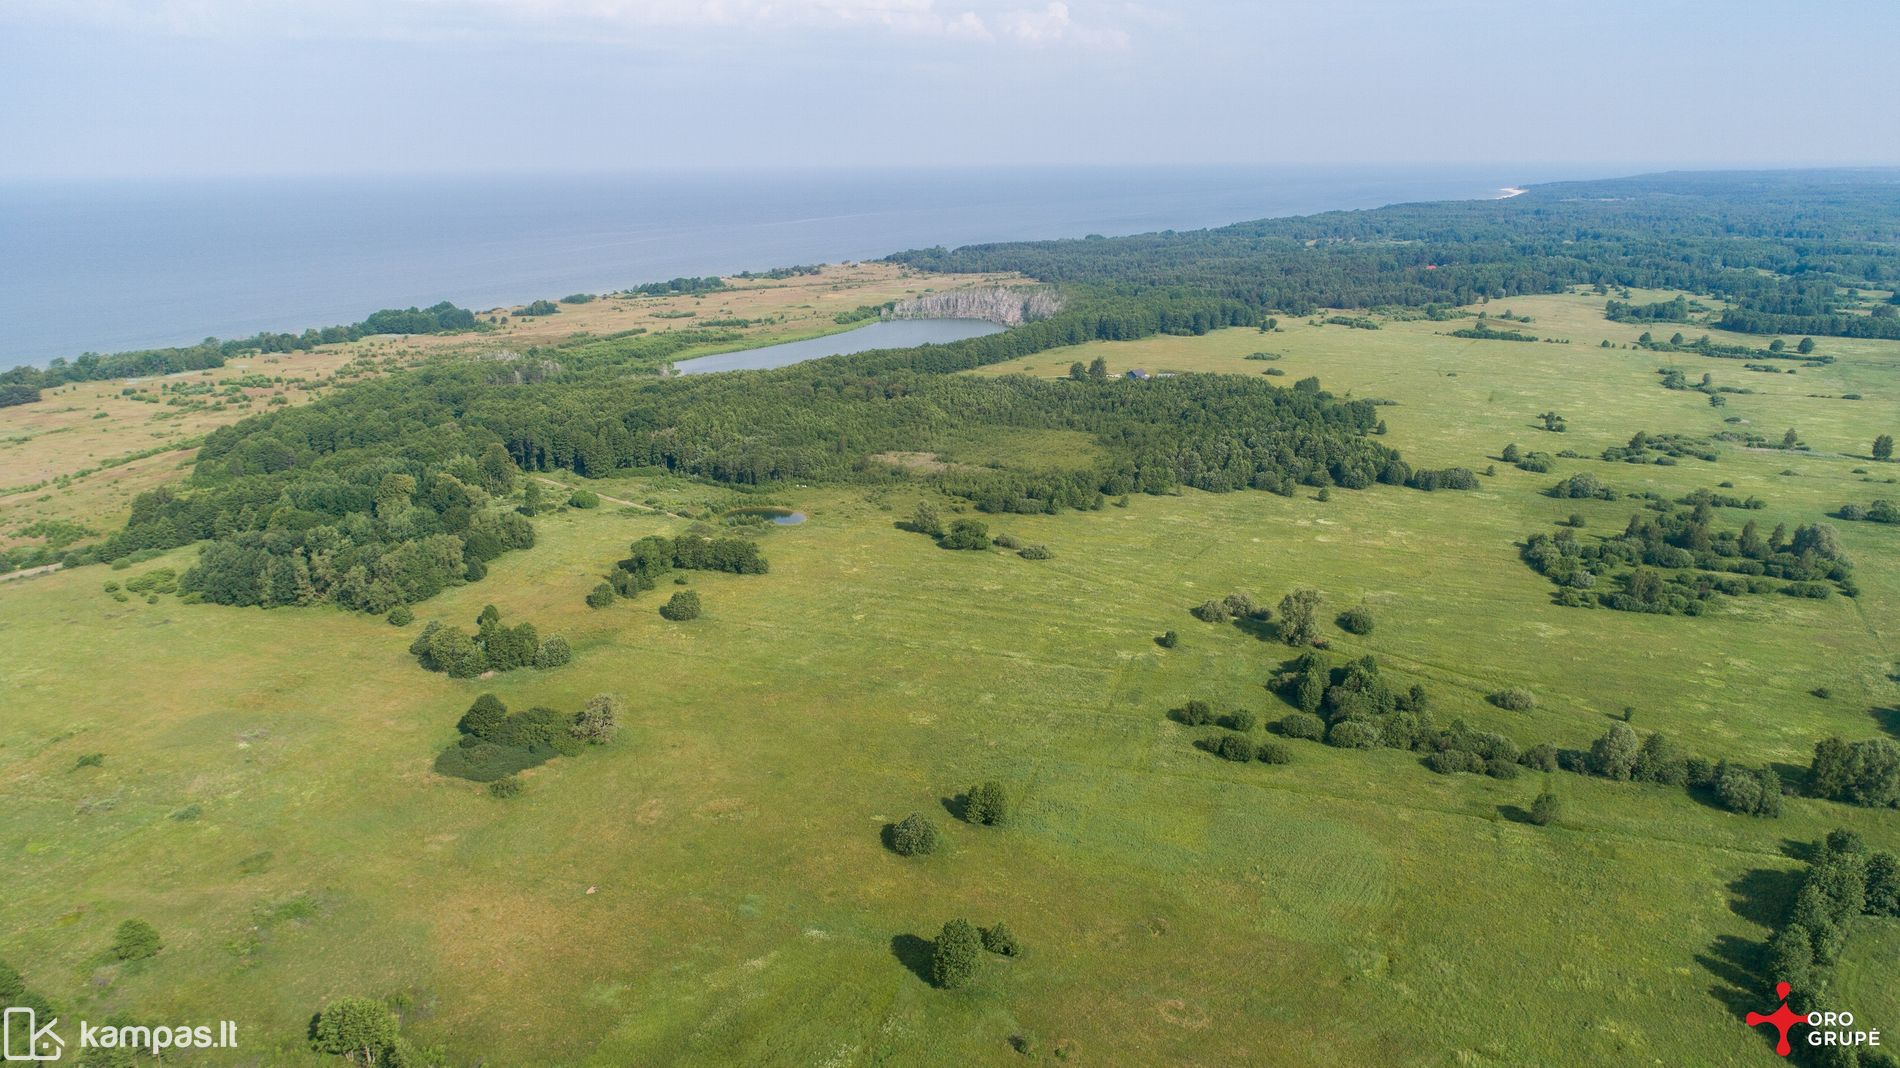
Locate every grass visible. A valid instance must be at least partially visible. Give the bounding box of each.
[0,288,1896,1063]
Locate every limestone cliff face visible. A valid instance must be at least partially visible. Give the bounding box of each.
[889,286,1060,326]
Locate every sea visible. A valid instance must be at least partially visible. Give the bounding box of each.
[0,165,1614,369]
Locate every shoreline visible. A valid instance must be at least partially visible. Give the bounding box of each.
[1,167,1567,370]
[1497,186,1528,199]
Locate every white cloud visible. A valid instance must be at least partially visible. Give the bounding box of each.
[8,0,1128,47]
[998,2,1127,48]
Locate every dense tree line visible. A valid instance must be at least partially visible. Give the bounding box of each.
[888,172,1900,338]
[0,302,479,397]
[1808,738,1900,808]
[1606,296,1694,323]
[1758,830,1900,1059]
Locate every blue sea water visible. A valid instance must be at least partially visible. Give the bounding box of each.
[0,165,1596,368]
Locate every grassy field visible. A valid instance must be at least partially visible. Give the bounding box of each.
[1,288,1896,1064]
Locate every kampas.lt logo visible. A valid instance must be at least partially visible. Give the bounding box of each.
[2,1008,63,1061]
[1747,982,1882,1056]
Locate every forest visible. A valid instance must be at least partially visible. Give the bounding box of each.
[57,172,1900,626]
[889,171,1900,333]
[0,301,479,394]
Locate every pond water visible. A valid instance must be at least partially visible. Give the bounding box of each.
[672,318,1004,376]
[725,507,807,525]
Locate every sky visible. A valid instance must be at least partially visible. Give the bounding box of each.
[3,0,1897,178]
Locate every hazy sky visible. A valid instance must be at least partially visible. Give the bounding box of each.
[4,0,1896,178]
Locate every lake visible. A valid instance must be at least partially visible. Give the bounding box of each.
[0,165,1618,368]
[673,319,1003,375]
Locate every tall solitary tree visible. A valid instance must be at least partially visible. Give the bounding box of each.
[1277,588,1322,646]
[1875,434,1894,462]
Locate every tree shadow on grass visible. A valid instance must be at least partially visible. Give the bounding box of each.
[1697,932,1772,1046]
[1496,804,1534,824]
[1871,705,1900,741]
[890,934,934,985]
[1233,616,1280,643]
[1768,761,1807,793]
[1724,864,1804,928]
[940,794,969,822]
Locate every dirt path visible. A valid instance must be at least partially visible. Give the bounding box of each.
[532,477,663,513]
[0,562,63,583]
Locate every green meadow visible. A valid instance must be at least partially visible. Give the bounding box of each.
[2,288,1896,1064]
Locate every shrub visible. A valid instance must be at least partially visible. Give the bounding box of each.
[387,606,414,627]
[659,590,701,621]
[1631,732,1690,786]
[111,919,162,961]
[458,694,508,739]
[569,489,600,508]
[586,583,616,608]
[1173,699,1214,726]
[1277,712,1326,740]
[1212,734,1255,762]
[569,693,621,744]
[1191,599,1230,623]
[1714,761,1784,817]
[488,776,524,798]
[1327,719,1381,749]
[890,812,941,856]
[1486,759,1520,780]
[1256,742,1292,765]
[310,997,399,1064]
[966,780,1010,826]
[1489,687,1537,711]
[1519,743,1559,772]
[940,519,990,550]
[1018,544,1052,560]
[532,635,572,668]
[1426,750,1484,775]
[909,502,943,537]
[1336,604,1374,635]
[1222,591,1263,619]
[931,919,983,989]
[981,923,1021,957]
[1530,786,1562,825]
[1156,630,1178,648]
[1222,709,1257,732]
[75,752,104,768]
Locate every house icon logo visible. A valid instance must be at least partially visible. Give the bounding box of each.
[2,1007,63,1061]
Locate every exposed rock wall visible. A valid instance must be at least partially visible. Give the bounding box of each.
[890,286,1060,326]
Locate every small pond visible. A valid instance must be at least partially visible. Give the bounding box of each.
[725,507,807,525]
[672,318,1005,376]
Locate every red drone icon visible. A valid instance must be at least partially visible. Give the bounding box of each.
[1747,982,1805,1056]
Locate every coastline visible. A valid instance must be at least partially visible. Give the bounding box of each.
[1,166,1572,369]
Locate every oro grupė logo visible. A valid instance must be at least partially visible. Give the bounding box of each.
[1747,982,1882,1057]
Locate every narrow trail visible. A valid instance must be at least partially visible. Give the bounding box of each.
[532,476,663,513]
[0,562,63,584]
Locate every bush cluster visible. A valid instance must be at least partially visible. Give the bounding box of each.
[409,605,568,677]
[435,692,616,782]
